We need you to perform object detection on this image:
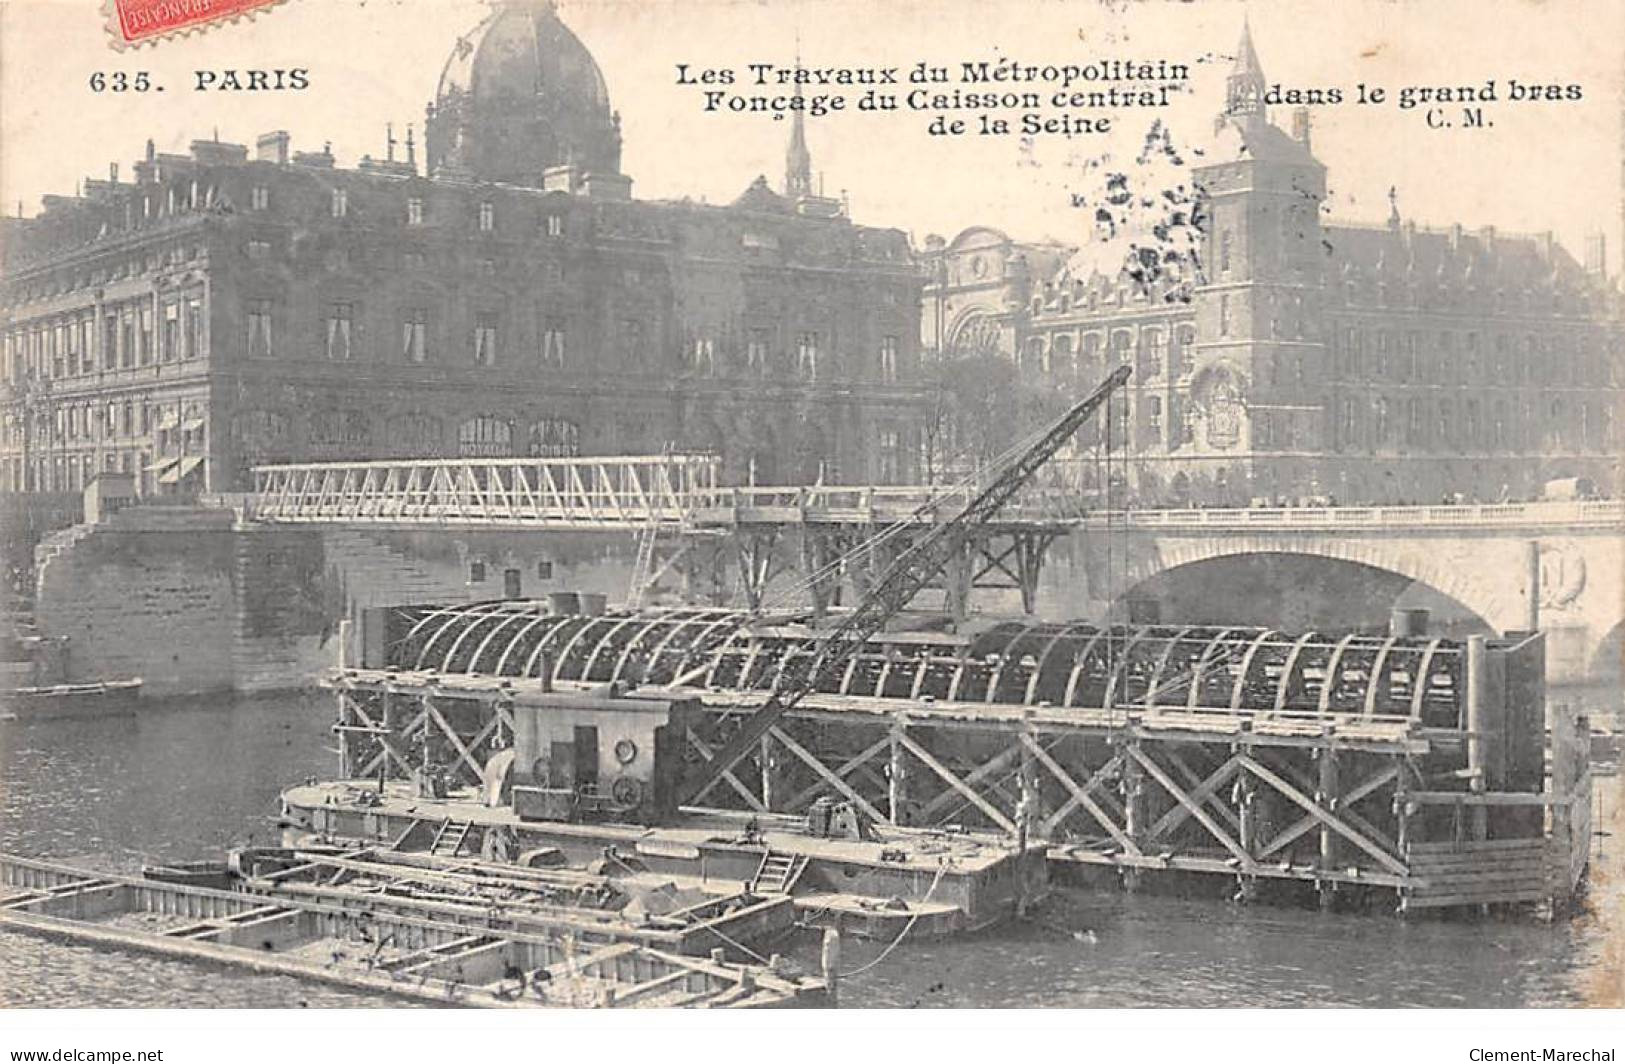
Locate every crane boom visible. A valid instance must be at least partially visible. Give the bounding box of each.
[680,364,1133,806]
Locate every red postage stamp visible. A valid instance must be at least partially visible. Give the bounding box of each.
[104,0,290,49]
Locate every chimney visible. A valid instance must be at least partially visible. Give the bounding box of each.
[1389,607,1430,638]
[256,130,291,164]
[1290,107,1311,150]
[1584,232,1606,276]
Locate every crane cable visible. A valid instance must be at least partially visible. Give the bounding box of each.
[836,863,947,979]
[755,407,1080,614]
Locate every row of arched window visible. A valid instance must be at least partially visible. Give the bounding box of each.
[1018,324,1199,382]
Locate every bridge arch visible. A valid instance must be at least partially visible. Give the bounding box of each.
[1108,535,1524,635]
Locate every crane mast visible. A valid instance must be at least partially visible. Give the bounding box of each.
[681,364,1133,805]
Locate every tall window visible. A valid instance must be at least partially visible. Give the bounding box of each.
[247,300,273,358]
[406,197,424,226]
[325,302,354,360]
[620,319,643,365]
[250,186,269,211]
[1219,295,1230,337]
[541,317,566,369]
[690,336,715,375]
[138,305,154,363]
[48,324,63,377]
[1175,327,1196,379]
[877,428,902,483]
[878,335,898,383]
[1143,329,1165,379]
[747,330,769,374]
[65,318,83,374]
[118,308,135,370]
[473,312,498,366]
[402,307,428,363]
[161,303,179,361]
[184,298,203,359]
[478,201,494,232]
[1146,394,1163,433]
[1219,230,1233,276]
[331,187,348,219]
[545,214,563,237]
[796,332,819,380]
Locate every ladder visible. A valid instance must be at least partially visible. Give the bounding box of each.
[626,441,680,609]
[626,520,660,608]
[429,819,473,859]
[752,850,808,894]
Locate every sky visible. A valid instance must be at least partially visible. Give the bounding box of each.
[1,0,1621,276]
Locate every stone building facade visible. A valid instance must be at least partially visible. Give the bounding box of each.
[0,1,926,499]
[921,27,1624,506]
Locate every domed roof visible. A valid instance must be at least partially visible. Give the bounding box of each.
[425,0,621,185]
[437,0,610,113]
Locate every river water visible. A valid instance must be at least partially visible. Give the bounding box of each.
[0,692,1616,1008]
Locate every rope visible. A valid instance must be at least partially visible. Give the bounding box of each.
[837,862,948,979]
[602,848,769,964]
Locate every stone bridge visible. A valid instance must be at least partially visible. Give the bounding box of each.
[237,457,1622,694]
[1050,501,1623,692]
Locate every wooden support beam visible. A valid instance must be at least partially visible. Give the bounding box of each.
[783,736,889,812]
[917,744,1023,822]
[888,717,907,825]
[1237,754,1409,878]
[1128,744,1256,870]
[685,729,766,812]
[897,731,1016,834]
[1258,764,1398,860]
[1025,739,1139,855]
[768,726,889,825]
[1147,753,1243,842]
[1260,751,1401,859]
[423,694,487,783]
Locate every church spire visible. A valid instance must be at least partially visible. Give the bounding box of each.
[785,40,812,198]
[1223,17,1268,128]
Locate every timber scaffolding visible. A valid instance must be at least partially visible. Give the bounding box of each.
[321,603,1595,916]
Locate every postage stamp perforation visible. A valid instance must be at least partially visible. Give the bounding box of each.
[102,0,291,51]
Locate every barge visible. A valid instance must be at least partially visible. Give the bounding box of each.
[0,853,828,1008]
[0,678,142,722]
[299,602,1592,920]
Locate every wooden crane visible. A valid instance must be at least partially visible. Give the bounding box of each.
[680,365,1133,804]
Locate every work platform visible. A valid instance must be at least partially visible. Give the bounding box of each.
[317,604,1593,918]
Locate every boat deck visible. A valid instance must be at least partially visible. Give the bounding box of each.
[0,853,828,1008]
[281,780,1048,938]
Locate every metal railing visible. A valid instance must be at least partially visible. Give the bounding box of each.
[1074,499,1624,532]
[251,454,722,530]
[248,454,1621,533]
